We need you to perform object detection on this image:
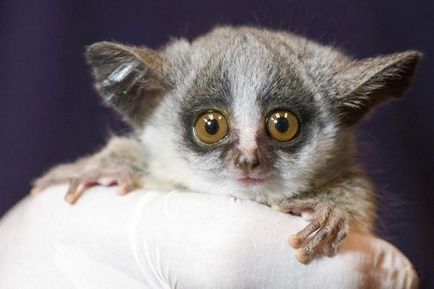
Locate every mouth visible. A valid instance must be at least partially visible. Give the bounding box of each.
[237,177,266,186]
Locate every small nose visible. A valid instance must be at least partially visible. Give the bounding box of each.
[235,150,260,172]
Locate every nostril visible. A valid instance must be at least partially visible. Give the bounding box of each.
[234,155,246,169]
[249,157,260,170]
[234,152,261,171]
[234,154,242,168]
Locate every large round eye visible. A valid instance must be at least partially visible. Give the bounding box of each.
[266,110,299,142]
[194,111,229,144]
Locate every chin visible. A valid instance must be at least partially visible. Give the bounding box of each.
[208,177,283,204]
[237,179,302,205]
[178,172,294,205]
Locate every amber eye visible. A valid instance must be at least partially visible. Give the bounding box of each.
[194,111,229,144]
[266,110,299,142]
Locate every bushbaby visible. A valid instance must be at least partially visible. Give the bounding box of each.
[32,26,421,263]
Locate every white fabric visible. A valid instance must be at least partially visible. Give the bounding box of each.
[0,185,418,289]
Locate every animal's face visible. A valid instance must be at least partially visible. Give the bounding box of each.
[86,26,421,203]
[154,38,346,202]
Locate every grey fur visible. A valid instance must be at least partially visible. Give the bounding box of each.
[35,26,421,262]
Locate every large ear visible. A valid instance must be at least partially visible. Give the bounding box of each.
[86,42,171,126]
[335,50,422,125]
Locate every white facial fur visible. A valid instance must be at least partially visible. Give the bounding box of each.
[136,30,353,205]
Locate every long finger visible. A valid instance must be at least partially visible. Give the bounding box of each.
[64,178,96,205]
[289,206,331,248]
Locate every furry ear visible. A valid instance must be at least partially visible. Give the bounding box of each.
[336,50,422,125]
[86,42,170,126]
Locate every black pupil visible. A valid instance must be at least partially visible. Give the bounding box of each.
[275,117,289,133]
[205,119,219,135]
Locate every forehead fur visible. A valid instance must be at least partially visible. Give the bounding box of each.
[166,26,350,96]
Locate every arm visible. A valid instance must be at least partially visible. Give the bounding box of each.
[0,186,417,289]
[275,167,376,263]
[32,137,147,203]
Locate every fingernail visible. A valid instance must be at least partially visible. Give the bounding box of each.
[288,234,301,248]
[295,249,310,264]
[117,185,130,195]
[30,187,40,196]
[64,193,76,205]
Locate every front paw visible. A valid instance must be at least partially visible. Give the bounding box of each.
[275,199,350,264]
[32,161,141,204]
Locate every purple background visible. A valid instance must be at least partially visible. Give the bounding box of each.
[1,0,433,287]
